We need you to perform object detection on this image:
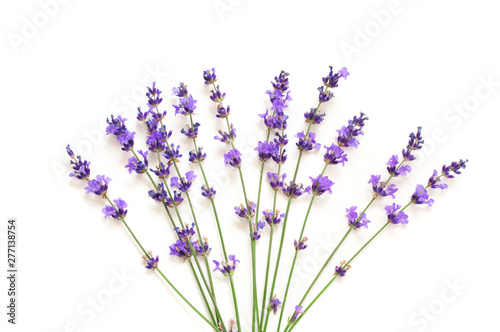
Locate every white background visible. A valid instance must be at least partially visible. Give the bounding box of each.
[1,0,499,331]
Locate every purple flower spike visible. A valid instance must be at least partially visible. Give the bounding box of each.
[255,141,278,162]
[189,147,207,163]
[294,237,308,251]
[263,209,286,226]
[85,175,111,196]
[165,190,184,207]
[172,82,188,98]
[368,174,398,199]
[102,198,128,220]
[322,66,349,89]
[442,159,468,178]
[304,108,326,125]
[163,144,182,164]
[224,148,242,168]
[203,68,217,85]
[385,203,409,224]
[215,124,237,144]
[176,223,196,240]
[234,201,256,219]
[193,238,212,256]
[283,181,306,198]
[296,131,321,151]
[213,255,239,277]
[323,143,347,166]
[318,86,334,102]
[171,170,196,193]
[125,150,149,174]
[337,112,368,148]
[181,122,200,138]
[427,170,448,190]
[334,260,352,277]
[146,82,163,110]
[201,185,217,199]
[252,221,266,241]
[346,206,371,229]
[210,86,226,103]
[216,105,230,118]
[151,162,172,179]
[169,239,192,258]
[148,183,168,202]
[291,305,304,323]
[67,147,91,180]
[402,127,425,161]
[173,95,197,116]
[137,107,149,121]
[306,174,334,196]
[411,185,434,206]
[145,255,159,270]
[106,115,136,151]
[268,295,282,314]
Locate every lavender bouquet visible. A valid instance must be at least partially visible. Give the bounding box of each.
[66,67,467,332]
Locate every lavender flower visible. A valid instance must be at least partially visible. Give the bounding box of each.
[271,70,290,92]
[171,171,196,193]
[411,185,434,206]
[189,147,207,163]
[322,66,349,88]
[150,162,172,179]
[283,181,306,198]
[67,147,91,180]
[427,169,448,189]
[385,203,409,224]
[169,239,192,258]
[172,82,188,97]
[337,112,368,148]
[224,148,242,168]
[213,255,239,277]
[215,105,230,118]
[173,95,197,116]
[106,115,135,151]
[255,141,278,162]
[267,172,286,190]
[268,295,282,314]
[402,127,424,161]
[334,260,351,277]
[234,201,256,219]
[146,82,163,110]
[102,198,128,220]
[210,86,225,103]
[290,305,303,323]
[146,130,166,153]
[215,124,236,144]
[295,131,321,151]
[137,107,149,121]
[262,209,286,226]
[145,255,159,270]
[318,86,334,102]
[85,175,111,196]
[203,68,217,85]
[148,183,168,202]
[192,238,212,256]
[163,144,182,164]
[181,122,200,138]
[273,132,289,147]
[252,221,266,241]
[201,185,216,199]
[368,174,398,199]
[323,143,347,165]
[165,190,184,207]
[386,154,412,177]
[305,174,334,196]
[176,224,196,240]
[304,108,325,125]
[346,206,371,229]
[441,159,468,178]
[294,237,308,251]
[125,150,149,174]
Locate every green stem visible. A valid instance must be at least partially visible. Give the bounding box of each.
[104,195,218,331]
